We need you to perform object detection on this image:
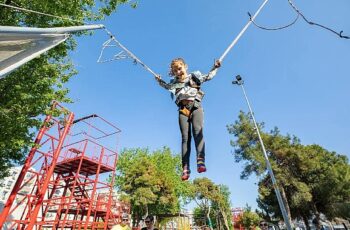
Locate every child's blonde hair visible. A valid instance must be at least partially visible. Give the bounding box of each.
[169,58,187,76]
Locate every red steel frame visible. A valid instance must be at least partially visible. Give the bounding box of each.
[232,207,244,230]
[0,102,128,229]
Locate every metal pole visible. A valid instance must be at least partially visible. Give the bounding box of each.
[26,112,74,230]
[0,24,105,34]
[232,75,293,230]
[0,113,52,228]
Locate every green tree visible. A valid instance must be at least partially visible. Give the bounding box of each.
[0,0,134,178]
[193,207,207,228]
[227,111,296,224]
[332,202,350,220]
[211,185,233,230]
[256,145,350,229]
[191,177,218,230]
[191,178,233,230]
[115,147,191,227]
[227,111,350,229]
[237,205,261,230]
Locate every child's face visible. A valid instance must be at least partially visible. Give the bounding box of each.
[172,62,187,77]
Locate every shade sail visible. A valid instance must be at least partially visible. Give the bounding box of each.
[0,24,104,78]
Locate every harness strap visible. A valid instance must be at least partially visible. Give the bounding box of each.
[178,100,201,117]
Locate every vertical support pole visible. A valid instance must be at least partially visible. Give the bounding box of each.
[0,111,53,228]
[104,151,118,229]
[233,76,293,230]
[26,112,74,230]
[84,147,104,230]
[59,140,88,228]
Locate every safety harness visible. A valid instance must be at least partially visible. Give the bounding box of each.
[174,73,204,117]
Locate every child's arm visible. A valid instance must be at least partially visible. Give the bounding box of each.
[155,75,172,90]
[201,60,222,82]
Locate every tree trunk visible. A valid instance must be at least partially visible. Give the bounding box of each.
[302,215,311,230]
[217,212,221,230]
[207,206,214,230]
[312,204,321,230]
[219,206,230,230]
[145,205,149,219]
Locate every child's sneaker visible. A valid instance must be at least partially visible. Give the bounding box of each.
[181,166,191,181]
[197,158,206,173]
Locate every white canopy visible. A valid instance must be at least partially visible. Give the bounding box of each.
[0,24,104,78]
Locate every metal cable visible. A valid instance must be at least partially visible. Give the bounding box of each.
[103,28,159,77]
[0,2,160,77]
[248,12,299,30]
[0,3,84,25]
[287,0,349,39]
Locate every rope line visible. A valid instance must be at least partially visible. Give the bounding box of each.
[4,0,347,80]
[0,3,84,25]
[103,28,159,77]
[218,0,269,63]
[0,2,159,77]
[287,0,349,39]
[97,38,131,63]
[248,12,299,31]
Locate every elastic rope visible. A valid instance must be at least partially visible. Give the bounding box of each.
[287,0,349,39]
[97,38,128,63]
[0,2,160,77]
[248,12,299,31]
[218,0,270,63]
[103,28,159,77]
[0,3,84,25]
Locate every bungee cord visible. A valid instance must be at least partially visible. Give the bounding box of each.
[2,0,268,76]
[1,3,343,228]
[0,2,160,77]
[247,0,349,39]
[1,0,348,80]
[218,0,269,63]
[97,38,132,63]
[248,12,299,31]
[102,28,159,77]
[287,0,349,39]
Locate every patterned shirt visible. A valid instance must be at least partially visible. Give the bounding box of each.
[158,69,218,104]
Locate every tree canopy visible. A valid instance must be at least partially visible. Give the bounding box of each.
[237,205,261,230]
[114,147,192,227]
[115,148,234,229]
[227,111,350,227]
[191,177,233,230]
[0,0,134,178]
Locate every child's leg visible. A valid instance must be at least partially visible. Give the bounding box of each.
[191,107,206,172]
[179,113,192,168]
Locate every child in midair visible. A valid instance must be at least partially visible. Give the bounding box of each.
[155,58,221,180]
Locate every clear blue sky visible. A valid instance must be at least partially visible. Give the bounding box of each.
[66,0,350,210]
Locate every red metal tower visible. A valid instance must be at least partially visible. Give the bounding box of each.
[0,102,127,229]
[232,207,244,230]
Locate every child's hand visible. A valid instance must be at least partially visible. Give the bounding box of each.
[214,60,221,69]
[155,75,162,82]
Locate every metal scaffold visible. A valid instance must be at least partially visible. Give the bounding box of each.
[0,102,130,230]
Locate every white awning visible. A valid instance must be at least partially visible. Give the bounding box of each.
[0,24,104,78]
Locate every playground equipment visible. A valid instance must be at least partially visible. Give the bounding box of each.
[231,207,244,230]
[0,102,129,229]
[1,2,348,229]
